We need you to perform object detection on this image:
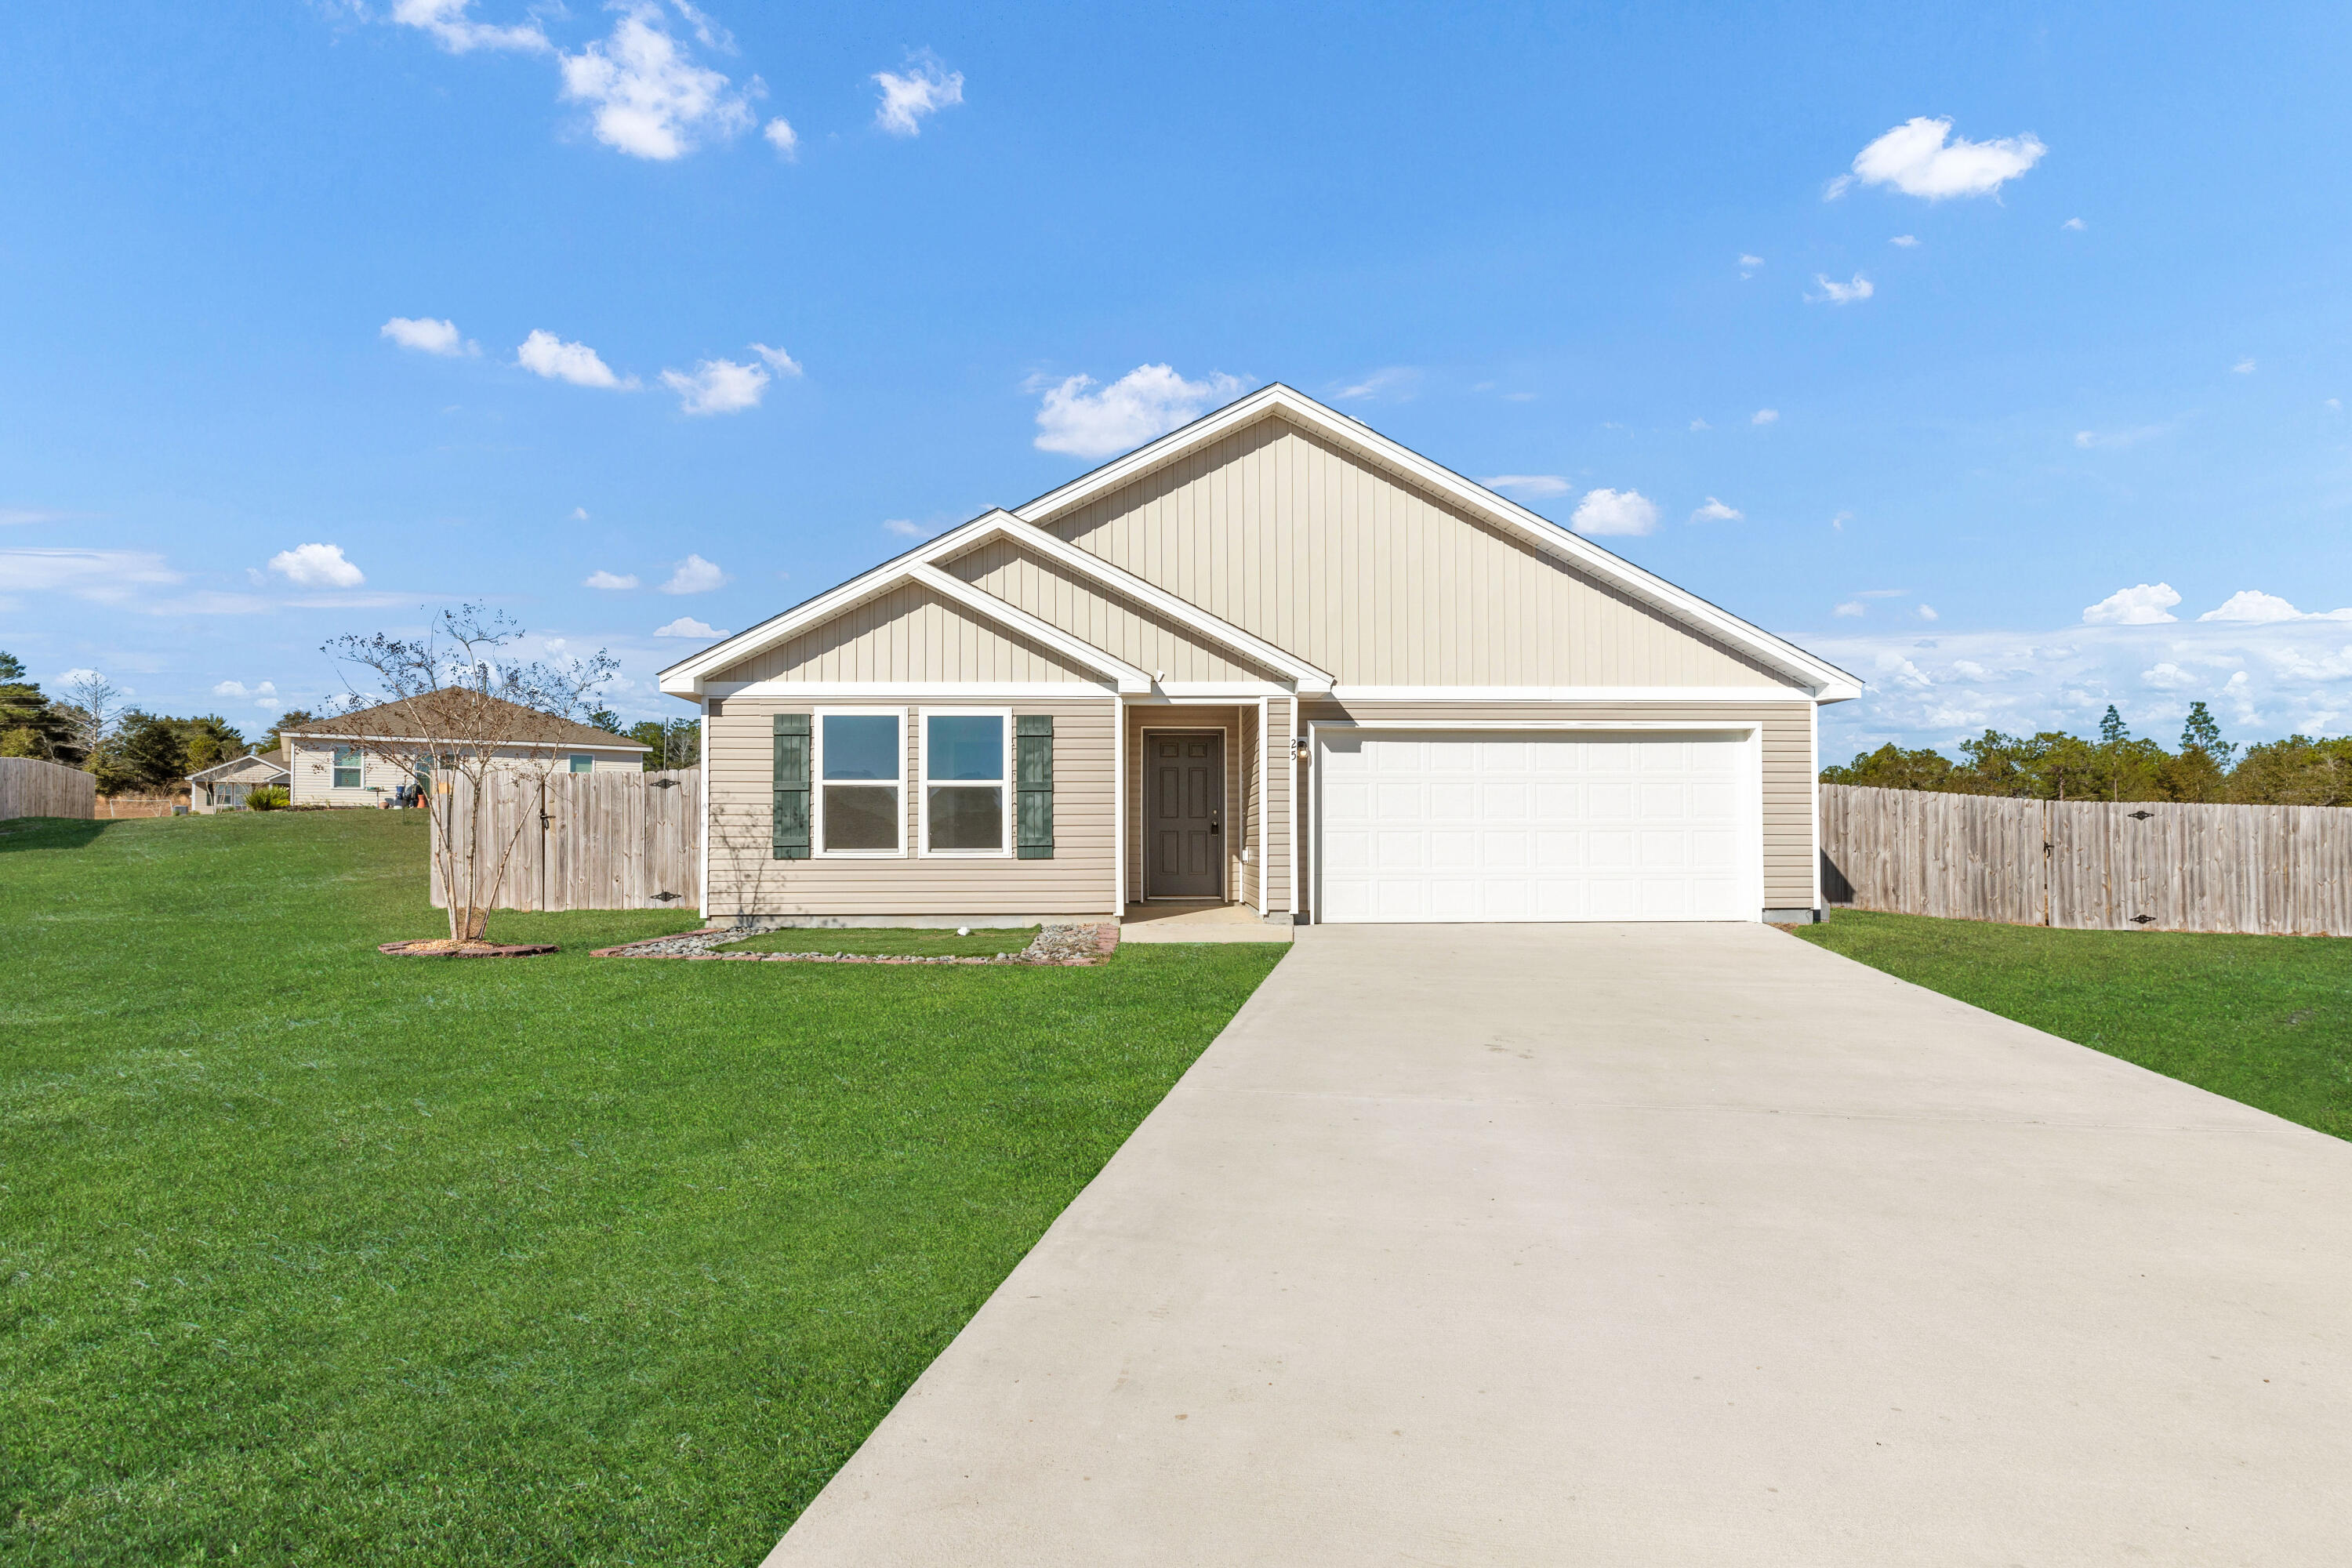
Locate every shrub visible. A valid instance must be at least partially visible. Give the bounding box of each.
[245,785,289,811]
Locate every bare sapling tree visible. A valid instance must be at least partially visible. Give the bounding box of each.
[326,605,618,945]
[58,670,127,764]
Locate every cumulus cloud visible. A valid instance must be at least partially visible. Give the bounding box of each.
[1752,408,1779,425]
[560,2,755,161]
[1568,488,1658,537]
[881,519,923,538]
[1689,419,1710,431]
[212,679,281,707]
[389,0,549,53]
[571,506,590,521]
[661,357,768,415]
[1481,474,1571,499]
[1828,116,2046,201]
[1890,234,1920,247]
[1917,604,1939,622]
[659,554,727,593]
[654,615,728,637]
[2140,662,2196,690]
[2062,217,2087,231]
[873,54,964,136]
[1690,496,1744,523]
[2199,590,2352,623]
[1738,254,1763,277]
[584,570,641,590]
[1809,273,1875,304]
[763,118,798,158]
[1833,601,1866,618]
[1033,364,1247,458]
[515,329,633,389]
[2082,583,2181,626]
[2232,358,2256,375]
[380,316,476,355]
[1334,367,1420,401]
[267,543,365,589]
[750,343,802,376]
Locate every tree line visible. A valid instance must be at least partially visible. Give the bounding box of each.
[1823,701,2352,807]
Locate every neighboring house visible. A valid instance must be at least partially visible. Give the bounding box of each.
[282,698,648,807]
[188,750,290,812]
[658,385,1860,927]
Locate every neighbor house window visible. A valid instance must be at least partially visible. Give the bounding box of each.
[332,746,361,789]
[568,754,593,774]
[817,712,902,855]
[922,712,1007,855]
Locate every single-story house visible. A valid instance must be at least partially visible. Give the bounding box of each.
[658,384,1860,928]
[188,750,290,812]
[282,696,648,807]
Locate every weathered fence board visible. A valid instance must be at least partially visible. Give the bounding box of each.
[0,757,96,820]
[431,768,699,912]
[1822,784,2352,936]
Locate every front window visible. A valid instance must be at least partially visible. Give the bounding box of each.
[818,713,902,854]
[568,753,593,774]
[332,746,361,789]
[923,713,1007,854]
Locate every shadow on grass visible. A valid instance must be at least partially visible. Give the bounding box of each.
[0,816,115,852]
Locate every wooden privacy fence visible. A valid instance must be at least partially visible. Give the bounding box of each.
[1821,783,2352,935]
[0,757,96,820]
[431,768,700,912]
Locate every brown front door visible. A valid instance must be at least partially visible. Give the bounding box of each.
[1147,732,1225,899]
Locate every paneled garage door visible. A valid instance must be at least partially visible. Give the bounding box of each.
[1316,730,1754,923]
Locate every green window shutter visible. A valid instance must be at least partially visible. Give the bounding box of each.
[772,713,811,860]
[1014,715,1054,860]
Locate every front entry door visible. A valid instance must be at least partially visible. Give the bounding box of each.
[1147,732,1225,899]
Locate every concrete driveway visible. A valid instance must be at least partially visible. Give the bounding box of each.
[765,924,2352,1566]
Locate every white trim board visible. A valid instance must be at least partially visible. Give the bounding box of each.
[1320,686,1813,703]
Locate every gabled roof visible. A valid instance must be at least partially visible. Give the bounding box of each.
[661,386,1860,702]
[188,751,290,783]
[288,693,649,750]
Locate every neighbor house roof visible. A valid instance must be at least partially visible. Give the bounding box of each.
[187,752,291,784]
[285,693,648,751]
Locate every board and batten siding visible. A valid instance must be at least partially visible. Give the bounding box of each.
[705,695,1116,918]
[1298,699,1817,913]
[942,537,1277,684]
[711,581,1100,686]
[1044,417,1789,689]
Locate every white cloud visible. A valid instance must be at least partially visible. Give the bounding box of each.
[571,506,590,521]
[1568,488,1658,537]
[1752,408,1779,425]
[1690,497,1743,523]
[763,117,799,158]
[560,3,755,161]
[389,0,549,53]
[2232,357,2256,375]
[515,329,633,389]
[2328,398,2343,412]
[1890,234,1920,247]
[1831,510,1852,531]
[1917,604,1939,622]
[654,616,728,637]
[1856,588,1908,599]
[1689,418,1710,431]
[2140,661,2196,690]
[267,543,365,589]
[873,54,964,136]
[2074,423,2172,449]
[583,570,641,590]
[1809,272,1875,304]
[1828,116,2046,201]
[881,519,923,538]
[2198,590,2352,623]
[1334,367,1419,401]
[2082,582,2180,626]
[0,507,78,525]
[661,357,768,415]
[1738,254,1763,276]
[1833,601,1866,618]
[750,343,802,376]
[380,316,475,356]
[1033,364,1247,458]
[211,679,274,699]
[1482,474,1571,499]
[2062,217,2087,231]
[659,553,727,593]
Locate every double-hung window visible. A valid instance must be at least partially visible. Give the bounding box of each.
[922,711,1009,855]
[816,711,903,855]
[568,753,594,774]
[332,746,362,789]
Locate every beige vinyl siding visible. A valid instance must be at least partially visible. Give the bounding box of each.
[1298,699,1817,913]
[942,537,1276,684]
[1127,706,1247,904]
[705,695,1115,917]
[288,740,638,808]
[1239,704,1261,908]
[1268,694,1295,914]
[712,581,1102,686]
[1045,417,1788,689]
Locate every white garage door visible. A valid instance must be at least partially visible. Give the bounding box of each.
[1316,730,1754,923]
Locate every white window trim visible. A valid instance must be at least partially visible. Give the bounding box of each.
[331,745,365,790]
[918,706,1014,858]
[814,706,908,859]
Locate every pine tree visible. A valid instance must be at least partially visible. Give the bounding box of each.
[2180,701,2238,768]
[2099,705,2127,745]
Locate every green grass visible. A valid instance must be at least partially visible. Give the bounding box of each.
[2,811,1284,1564]
[717,926,1043,958]
[1798,909,2352,1141]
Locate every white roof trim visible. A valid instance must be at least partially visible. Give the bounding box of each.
[1012,385,1862,702]
[904,563,1152,691]
[289,733,648,751]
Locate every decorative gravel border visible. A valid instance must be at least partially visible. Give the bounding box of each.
[590,923,1121,967]
[379,940,560,958]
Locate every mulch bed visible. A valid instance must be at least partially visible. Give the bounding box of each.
[379,939,560,958]
[590,924,1121,967]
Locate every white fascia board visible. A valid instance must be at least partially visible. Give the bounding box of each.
[1012,385,1863,702]
[1323,685,1817,703]
[959,512,1333,690]
[708,681,1111,698]
[906,564,1154,691]
[291,732,648,751]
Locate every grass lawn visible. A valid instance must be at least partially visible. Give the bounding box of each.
[717,926,1043,958]
[1798,910,2352,1142]
[3,810,1284,1565]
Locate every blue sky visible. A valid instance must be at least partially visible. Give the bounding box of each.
[3,1,2348,758]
